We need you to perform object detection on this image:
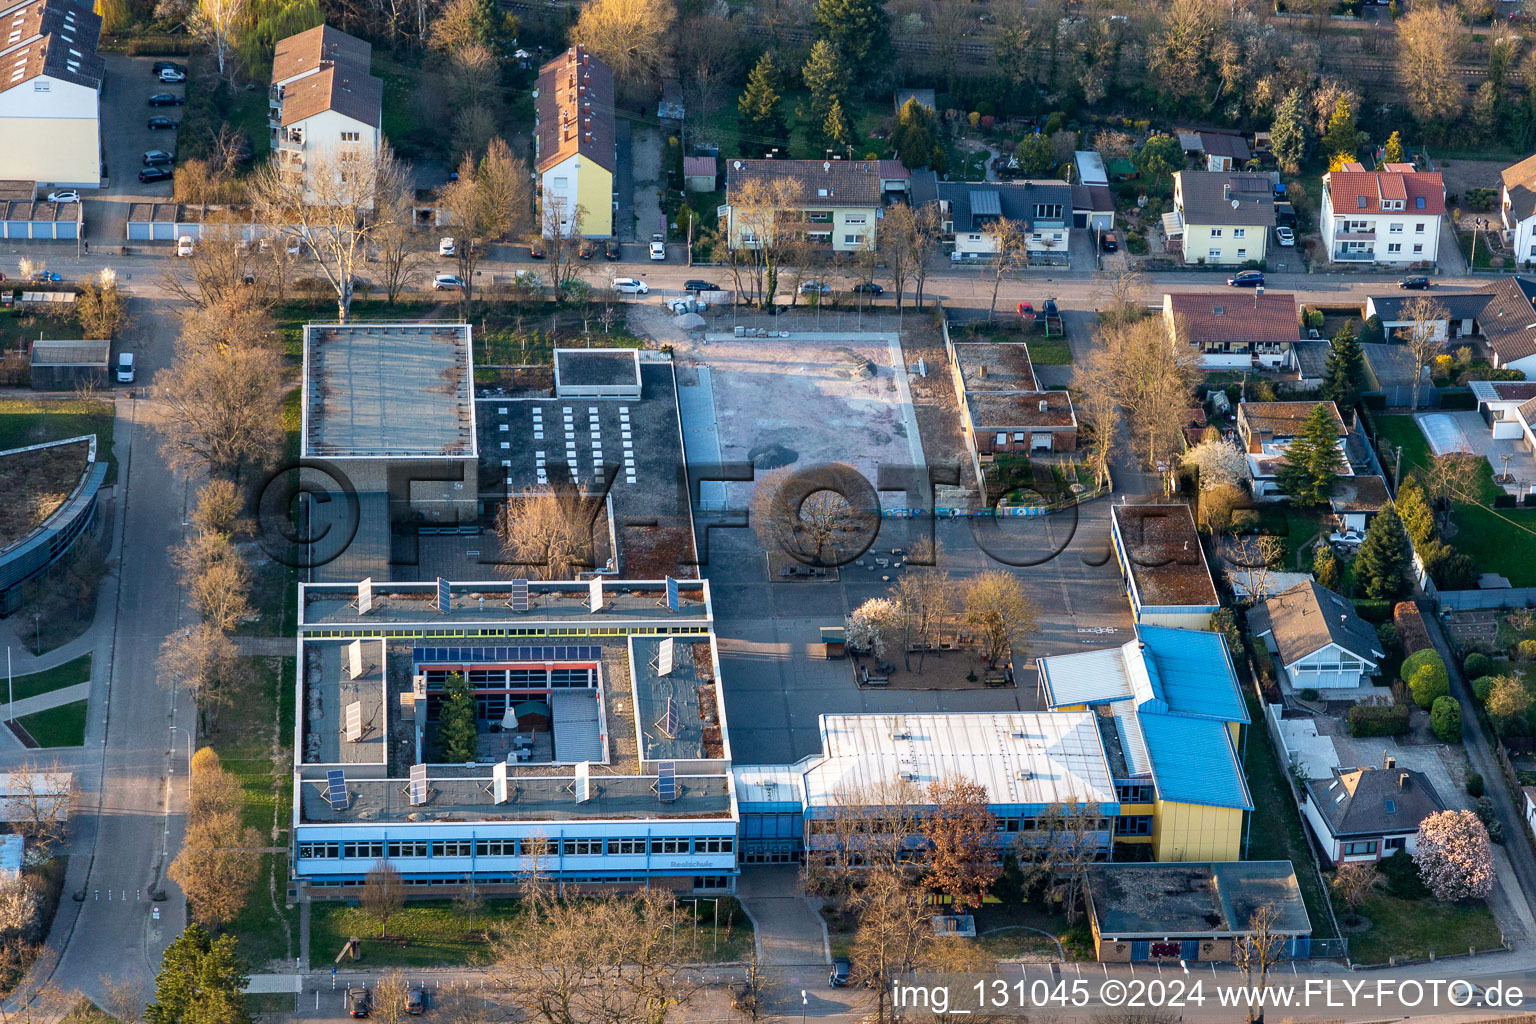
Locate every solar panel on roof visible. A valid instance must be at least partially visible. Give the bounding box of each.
[344,701,362,742]
[436,577,451,613]
[325,769,348,811]
[509,578,530,611]
[412,645,603,665]
[657,761,677,803]
[665,576,680,612]
[657,637,675,677]
[408,763,428,806]
[657,696,679,738]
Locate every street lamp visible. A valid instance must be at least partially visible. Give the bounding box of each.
[801,989,807,1024]
[169,725,193,774]
[32,611,40,655]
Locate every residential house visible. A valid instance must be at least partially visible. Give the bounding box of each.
[1072,183,1116,231]
[1364,292,1490,345]
[1248,579,1384,689]
[1162,290,1298,370]
[1085,862,1312,962]
[1468,276,1536,377]
[1302,758,1446,865]
[1471,381,1536,438]
[945,334,1077,491]
[1237,401,1352,500]
[1109,503,1221,630]
[0,0,102,188]
[1524,787,1536,837]
[720,159,881,253]
[933,179,1073,265]
[1037,626,1251,862]
[534,46,616,238]
[683,156,716,193]
[1319,163,1444,266]
[1517,395,1536,455]
[269,25,382,199]
[1170,171,1274,266]
[1194,131,1252,172]
[1328,474,1390,534]
[1499,153,1536,267]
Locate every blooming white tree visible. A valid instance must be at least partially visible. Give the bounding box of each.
[1413,809,1495,902]
[1181,438,1250,491]
[846,598,900,659]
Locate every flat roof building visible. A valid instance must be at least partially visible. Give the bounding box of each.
[0,435,106,613]
[1108,503,1220,630]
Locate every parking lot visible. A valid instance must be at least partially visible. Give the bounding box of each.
[89,53,183,247]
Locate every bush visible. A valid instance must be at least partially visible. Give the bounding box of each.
[1348,702,1411,737]
[1402,648,1447,688]
[1473,675,1496,704]
[1475,794,1504,843]
[1525,494,1536,508]
[1380,848,1429,899]
[1495,494,1517,509]
[1518,640,1536,661]
[1411,663,1451,708]
[1126,232,1148,255]
[1300,687,1320,702]
[1465,653,1493,679]
[1431,695,1463,743]
[1467,772,1484,797]
[1230,508,1260,533]
[1353,599,1393,624]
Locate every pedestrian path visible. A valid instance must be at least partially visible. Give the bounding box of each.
[736,866,830,968]
[234,636,295,657]
[2,682,90,720]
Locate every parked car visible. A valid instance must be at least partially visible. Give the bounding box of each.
[683,279,719,291]
[649,239,666,260]
[1100,229,1119,252]
[1227,271,1264,287]
[147,93,184,106]
[612,277,649,295]
[438,237,455,257]
[115,352,135,384]
[29,270,62,283]
[799,281,832,295]
[852,282,884,294]
[1275,225,1295,246]
[176,235,194,257]
[829,957,852,988]
[604,239,622,260]
[138,166,172,183]
[347,988,370,1018]
[406,988,425,1015]
[1329,530,1365,548]
[151,61,187,76]
[1017,301,1036,320]
[1400,276,1431,290]
[143,149,175,167]
[157,67,187,83]
[529,241,546,259]
[1041,298,1059,317]
[45,190,78,203]
[579,239,597,260]
[433,273,464,290]
[146,116,180,130]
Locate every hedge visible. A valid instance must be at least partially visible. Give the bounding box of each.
[1465,653,1493,679]
[1353,599,1393,624]
[1431,696,1463,743]
[1348,703,1411,737]
[1402,648,1447,686]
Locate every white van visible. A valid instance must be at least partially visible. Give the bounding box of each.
[115,352,135,383]
[176,235,194,257]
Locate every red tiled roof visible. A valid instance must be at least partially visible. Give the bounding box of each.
[1165,291,1298,345]
[1325,168,1445,216]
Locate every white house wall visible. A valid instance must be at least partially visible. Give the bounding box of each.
[0,76,99,188]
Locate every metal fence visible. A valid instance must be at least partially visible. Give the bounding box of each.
[1435,587,1536,610]
[710,306,931,335]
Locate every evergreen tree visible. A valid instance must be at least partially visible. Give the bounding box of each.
[823,97,851,148]
[1276,405,1345,506]
[894,97,938,170]
[147,925,252,1024]
[1323,95,1362,163]
[1313,542,1342,592]
[1396,476,1438,547]
[738,53,785,150]
[437,671,479,763]
[1015,133,1055,177]
[1356,503,1415,601]
[1270,88,1309,175]
[1131,134,1181,186]
[802,40,847,131]
[812,0,891,86]
[1382,130,1407,164]
[1319,333,1367,412]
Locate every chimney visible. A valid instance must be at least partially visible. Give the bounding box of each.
[1382,753,1396,771]
[978,364,987,378]
[1039,399,1049,412]
[1399,772,1410,790]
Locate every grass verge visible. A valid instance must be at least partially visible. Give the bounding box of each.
[16,700,87,746]
[6,654,90,702]
[1337,890,1501,964]
[245,993,296,1015]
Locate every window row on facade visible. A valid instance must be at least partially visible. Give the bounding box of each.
[298,835,736,860]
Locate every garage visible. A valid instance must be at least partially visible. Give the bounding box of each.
[0,199,82,240]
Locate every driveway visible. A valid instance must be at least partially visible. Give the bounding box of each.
[630,123,665,243]
[90,54,183,249]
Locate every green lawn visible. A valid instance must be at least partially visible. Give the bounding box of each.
[311,895,753,968]
[6,654,90,703]
[1027,337,1072,365]
[1338,890,1501,964]
[17,700,86,747]
[245,993,296,1015]
[1255,505,1328,570]
[1241,693,1337,939]
[1376,414,1536,585]
[0,398,117,484]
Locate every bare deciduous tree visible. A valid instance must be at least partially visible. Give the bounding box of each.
[1078,315,1199,475]
[1032,800,1105,924]
[156,624,244,734]
[373,194,427,305]
[1233,902,1288,1023]
[5,762,73,853]
[191,0,244,78]
[723,176,805,308]
[372,971,412,1024]
[1331,862,1377,924]
[1402,295,1449,411]
[168,809,260,927]
[1398,4,1467,125]
[362,859,406,937]
[803,777,925,896]
[573,0,678,93]
[961,570,1037,669]
[982,218,1029,322]
[495,481,607,581]
[749,463,878,568]
[848,869,931,1024]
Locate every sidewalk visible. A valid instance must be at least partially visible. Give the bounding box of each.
[736,866,829,968]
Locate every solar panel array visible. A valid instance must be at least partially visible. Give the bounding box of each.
[344,701,363,742]
[408,763,429,806]
[657,637,675,677]
[658,696,679,738]
[589,576,604,611]
[347,639,365,679]
[412,645,602,664]
[492,761,509,804]
[665,576,680,612]
[574,760,592,803]
[508,578,530,611]
[325,769,348,811]
[357,577,374,615]
[436,577,452,613]
[657,761,677,803]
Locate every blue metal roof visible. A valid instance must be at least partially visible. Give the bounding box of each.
[1138,714,1252,811]
[1138,625,1249,724]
